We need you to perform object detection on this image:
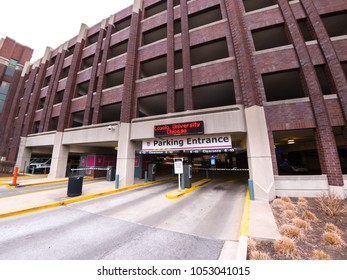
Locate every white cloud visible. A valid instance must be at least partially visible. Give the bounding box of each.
[1,0,133,61]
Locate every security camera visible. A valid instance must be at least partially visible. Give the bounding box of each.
[108,125,112,130]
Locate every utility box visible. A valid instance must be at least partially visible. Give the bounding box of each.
[106,166,115,181]
[67,176,83,197]
[148,163,156,181]
[183,164,192,189]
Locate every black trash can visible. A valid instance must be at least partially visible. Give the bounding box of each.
[106,166,115,181]
[67,176,83,197]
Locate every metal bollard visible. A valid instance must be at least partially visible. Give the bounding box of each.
[144,171,148,182]
[248,178,255,200]
[181,173,185,191]
[115,174,119,189]
[205,169,209,179]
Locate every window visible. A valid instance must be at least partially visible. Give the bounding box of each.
[274,129,322,175]
[75,81,89,97]
[54,90,64,104]
[44,76,51,87]
[298,19,315,42]
[333,127,347,174]
[71,111,84,127]
[49,117,59,131]
[140,55,167,78]
[174,50,183,70]
[59,66,70,80]
[243,0,276,13]
[321,11,347,38]
[143,24,167,46]
[262,69,306,102]
[315,65,331,95]
[113,16,132,33]
[188,5,223,30]
[138,93,167,117]
[0,82,10,112]
[103,69,125,89]
[190,38,229,66]
[80,54,94,71]
[252,24,290,51]
[342,62,347,80]
[65,45,75,59]
[193,80,236,110]
[0,99,4,113]
[37,97,46,110]
[175,89,184,112]
[0,81,10,95]
[5,58,18,77]
[174,19,181,35]
[85,32,99,48]
[101,103,121,122]
[32,121,40,134]
[144,1,166,19]
[108,40,128,59]
[48,56,56,67]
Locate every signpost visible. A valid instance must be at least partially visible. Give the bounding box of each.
[174,158,184,191]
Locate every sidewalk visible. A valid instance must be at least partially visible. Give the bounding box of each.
[0,176,174,218]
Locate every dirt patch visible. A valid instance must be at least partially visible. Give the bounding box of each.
[248,196,347,260]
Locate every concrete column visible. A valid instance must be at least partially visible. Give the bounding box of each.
[48,132,69,179]
[245,106,276,201]
[15,137,32,174]
[116,123,135,187]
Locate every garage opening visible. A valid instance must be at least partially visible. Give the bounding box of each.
[262,69,306,102]
[333,127,347,174]
[136,133,248,182]
[273,129,322,175]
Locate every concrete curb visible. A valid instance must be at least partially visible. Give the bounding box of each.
[4,176,95,189]
[0,177,175,219]
[5,179,69,189]
[0,175,47,180]
[165,178,212,199]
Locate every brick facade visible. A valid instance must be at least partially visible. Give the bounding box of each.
[0,37,33,160]
[2,0,347,187]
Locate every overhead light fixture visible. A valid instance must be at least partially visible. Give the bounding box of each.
[288,139,295,144]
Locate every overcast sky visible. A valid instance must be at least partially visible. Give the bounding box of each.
[1,0,134,62]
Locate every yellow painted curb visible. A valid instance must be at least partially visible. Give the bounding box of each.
[63,177,175,205]
[165,178,212,199]
[239,188,250,236]
[0,180,104,200]
[0,175,48,180]
[4,177,96,189]
[0,177,175,219]
[0,202,62,219]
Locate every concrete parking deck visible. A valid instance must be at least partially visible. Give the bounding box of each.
[0,174,280,260]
